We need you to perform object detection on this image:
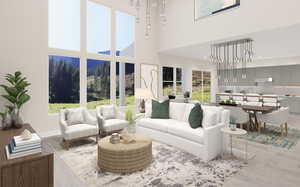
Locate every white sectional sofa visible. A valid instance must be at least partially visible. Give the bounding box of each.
[136,102,230,162]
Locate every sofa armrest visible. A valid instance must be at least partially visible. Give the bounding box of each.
[83,109,98,126]
[96,107,105,130]
[59,110,68,137]
[203,123,225,162]
[221,109,230,127]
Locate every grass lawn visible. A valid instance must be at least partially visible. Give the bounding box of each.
[49,96,136,113]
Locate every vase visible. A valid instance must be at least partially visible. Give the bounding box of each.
[11,108,23,129]
[127,124,136,134]
[1,113,12,130]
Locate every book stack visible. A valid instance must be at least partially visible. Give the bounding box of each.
[5,133,42,160]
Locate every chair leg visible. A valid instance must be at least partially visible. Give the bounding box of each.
[96,135,99,143]
[280,124,284,137]
[285,122,288,136]
[258,122,261,133]
[263,122,266,130]
[63,139,70,150]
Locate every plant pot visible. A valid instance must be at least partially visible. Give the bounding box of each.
[11,109,23,129]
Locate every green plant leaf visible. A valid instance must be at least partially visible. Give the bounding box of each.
[2,95,17,104]
[5,105,14,113]
[16,94,30,108]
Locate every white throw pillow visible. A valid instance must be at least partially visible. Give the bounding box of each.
[101,105,116,119]
[183,103,196,122]
[202,106,223,123]
[145,100,152,118]
[202,110,218,128]
[66,108,84,126]
[169,102,186,121]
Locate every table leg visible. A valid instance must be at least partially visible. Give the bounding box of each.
[245,140,248,164]
[230,135,233,155]
[254,111,259,131]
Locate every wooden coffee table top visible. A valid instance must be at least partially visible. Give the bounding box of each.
[98,134,152,152]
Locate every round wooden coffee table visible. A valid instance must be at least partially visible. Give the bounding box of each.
[98,134,152,173]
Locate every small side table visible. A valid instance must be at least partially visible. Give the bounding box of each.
[221,127,248,163]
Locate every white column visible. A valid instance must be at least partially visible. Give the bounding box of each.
[80,0,87,107]
[119,62,126,106]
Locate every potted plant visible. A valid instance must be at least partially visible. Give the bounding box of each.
[125,109,143,134]
[0,71,31,129]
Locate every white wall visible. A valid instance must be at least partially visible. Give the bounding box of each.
[158,0,300,52]
[0,0,159,134]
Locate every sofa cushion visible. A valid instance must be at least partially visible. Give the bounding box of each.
[66,108,84,126]
[145,100,152,118]
[167,122,204,144]
[202,110,218,128]
[101,105,116,120]
[64,124,98,140]
[138,118,174,133]
[188,103,203,129]
[202,106,223,123]
[151,100,170,119]
[104,119,128,132]
[169,102,186,121]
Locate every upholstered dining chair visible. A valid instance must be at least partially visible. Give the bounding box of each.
[257,107,289,136]
[59,107,99,150]
[96,105,129,137]
[223,106,250,131]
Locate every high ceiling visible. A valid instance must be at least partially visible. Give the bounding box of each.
[160,24,300,61]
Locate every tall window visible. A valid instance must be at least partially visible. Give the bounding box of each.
[192,71,211,103]
[48,56,80,113]
[116,62,135,106]
[162,67,183,96]
[87,59,111,109]
[48,0,136,113]
[116,11,135,57]
[48,0,80,51]
[87,1,111,54]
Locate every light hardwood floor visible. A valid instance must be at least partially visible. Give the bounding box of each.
[54,114,300,187]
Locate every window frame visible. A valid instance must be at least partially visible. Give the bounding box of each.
[162,66,184,96]
[191,70,212,103]
[48,0,137,114]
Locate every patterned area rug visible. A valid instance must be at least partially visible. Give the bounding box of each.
[237,125,300,150]
[46,136,244,187]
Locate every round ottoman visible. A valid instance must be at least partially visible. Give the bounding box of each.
[98,134,152,173]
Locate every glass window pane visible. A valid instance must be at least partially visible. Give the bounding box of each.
[163,67,174,81]
[48,0,80,51]
[87,1,111,55]
[87,59,111,109]
[192,71,203,101]
[203,71,211,103]
[163,82,174,96]
[116,11,135,57]
[176,82,182,95]
[116,62,135,106]
[49,55,80,113]
[176,68,182,81]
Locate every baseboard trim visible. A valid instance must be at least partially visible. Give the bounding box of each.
[39,130,60,138]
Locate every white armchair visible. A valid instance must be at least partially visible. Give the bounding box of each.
[59,107,99,150]
[223,106,250,131]
[257,107,289,136]
[96,105,129,137]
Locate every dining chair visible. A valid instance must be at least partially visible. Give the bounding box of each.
[257,107,289,136]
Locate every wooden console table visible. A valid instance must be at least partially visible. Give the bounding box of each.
[0,124,54,187]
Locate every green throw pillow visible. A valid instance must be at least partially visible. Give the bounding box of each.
[151,100,170,119]
[188,103,203,129]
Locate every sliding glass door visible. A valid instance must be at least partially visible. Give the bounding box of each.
[192,71,211,103]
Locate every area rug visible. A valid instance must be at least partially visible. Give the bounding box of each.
[46,136,245,187]
[237,125,300,150]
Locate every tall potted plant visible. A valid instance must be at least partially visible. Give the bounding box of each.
[0,71,31,129]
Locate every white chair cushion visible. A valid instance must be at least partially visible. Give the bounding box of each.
[138,118,174,133]
[104,119,128,132]
[101,105,116,120]
[64,124,98,140]
[66,108,84,126]
[167,122,204,144]
[263,97,277,103]
[202,110,218,128]
[263,102,277,107]
[169,102,186,121]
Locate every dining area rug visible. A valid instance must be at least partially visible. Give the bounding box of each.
[237,125,300,150]
[46,136,245,187]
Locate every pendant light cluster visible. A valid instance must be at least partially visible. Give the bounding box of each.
[210,38,254,86]
[129,0,167,37]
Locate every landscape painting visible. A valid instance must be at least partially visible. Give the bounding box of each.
[195,0,240,19]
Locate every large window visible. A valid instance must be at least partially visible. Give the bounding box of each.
[48,56,80,113]
[192,71,211,103]
[162,67,183,96]
[48,0,80,51]
[116,11,135,57]
[48,0,136,113]
[87,59,111,109]
[116,62,135,106]
[87,1,111,54]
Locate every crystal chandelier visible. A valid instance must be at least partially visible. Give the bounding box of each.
[130,0,167,37]
[210,38,254,86]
